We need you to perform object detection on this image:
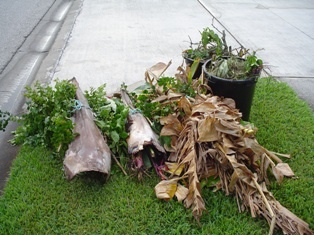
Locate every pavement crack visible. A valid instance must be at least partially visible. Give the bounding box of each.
[196,0,244,48]
[268,8,314,40]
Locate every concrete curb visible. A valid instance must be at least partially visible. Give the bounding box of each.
[0,0,80,194]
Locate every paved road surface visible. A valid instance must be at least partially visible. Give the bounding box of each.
[0,0,56,74]
[0,0,74,193]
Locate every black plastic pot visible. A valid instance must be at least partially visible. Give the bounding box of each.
[183,55,204,80]
[202,59,258,121]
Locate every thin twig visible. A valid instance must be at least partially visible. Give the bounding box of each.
[112,154,128,176]
[265,149,283,163]
[143,170,152,178]
[252,178,276,235]
[269,151,291,159]
[263,153,276,168]
[211,18,223,35]
[159,60,172,78]
[187,35,201,49]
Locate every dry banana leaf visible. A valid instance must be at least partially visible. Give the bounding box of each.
[120,89,166,179]
[145,61,172,87]
[156,91,313,234]
[138,61,312,234]
[63,78,111,180]
[121,89,165,155]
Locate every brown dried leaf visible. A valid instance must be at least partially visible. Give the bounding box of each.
[160,124,180,137]
[269,151,291,159]
[196,143,213,176]
[160,115,183,137]
[214,119,242,137]
[167,90,184,100]
[275,163,295,177]
[175,184,189,202]
[192,102,217,115]
[160,114,180,126]
[150,85,309,233]
[170,136,178,152]
[184,168,206,221]
[175,122,196,162]
[271,160,294,184]
[180,149,197,166]
[227,160,255,192]
[265,149,283,163]
[154,178,178,201]
[221,134,236,154]
[244,138,267,159]
[178,96,192,116]
[197,116,219,142]
[126,112,165,154]
[175,65,188,83]
[145,61,172,81]
[164,162,185,176]
[220,97,236,109]
[151,95,168,103]
[272,165,284,184]
[168,152,177,162]
[274,201,313,235]
[260,153,271,184]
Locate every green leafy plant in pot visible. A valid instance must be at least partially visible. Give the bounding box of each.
[203,50,263,121]
[182,27,228,79]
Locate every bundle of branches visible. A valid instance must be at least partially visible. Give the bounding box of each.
[133,62,313,234]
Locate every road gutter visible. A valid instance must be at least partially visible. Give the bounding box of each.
[0,0,82,194]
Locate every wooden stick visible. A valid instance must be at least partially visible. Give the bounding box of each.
[252,178,276,235]
[269,151,291,159]
[112,154,128,176]
[265,149,283,163]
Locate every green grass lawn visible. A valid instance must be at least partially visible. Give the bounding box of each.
[0,78,313,235]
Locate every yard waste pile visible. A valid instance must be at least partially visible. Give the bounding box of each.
[1,62,313,235]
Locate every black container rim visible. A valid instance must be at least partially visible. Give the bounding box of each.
[182,52,207,64]
[202,58,259,84]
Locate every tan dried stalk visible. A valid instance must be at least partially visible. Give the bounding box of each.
[156,92,313,234]
[143,62,312,234]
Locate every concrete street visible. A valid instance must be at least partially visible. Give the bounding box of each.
[46,0,314,106]
[200,0,314,109]
[0,0,56,74]
[1,0,313,192]
[0,0,74,191]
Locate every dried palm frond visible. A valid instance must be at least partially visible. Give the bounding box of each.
[120,89,167,179]
[64,78,111,180]
[150,62,313,234]
[155,92,313,234]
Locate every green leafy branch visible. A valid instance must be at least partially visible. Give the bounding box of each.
[185,27,227,61]
[245,52,263,75]
[85,85,129,165]
[0,110,12,132]
[130,77,193,134]
[10,80,77,154]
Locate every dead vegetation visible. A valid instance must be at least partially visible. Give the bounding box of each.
[136,62,313,235]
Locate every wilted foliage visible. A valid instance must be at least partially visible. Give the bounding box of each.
[135,62,313,235]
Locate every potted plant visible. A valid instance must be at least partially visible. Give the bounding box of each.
[203,50,263,121]
[182,27,228,79]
